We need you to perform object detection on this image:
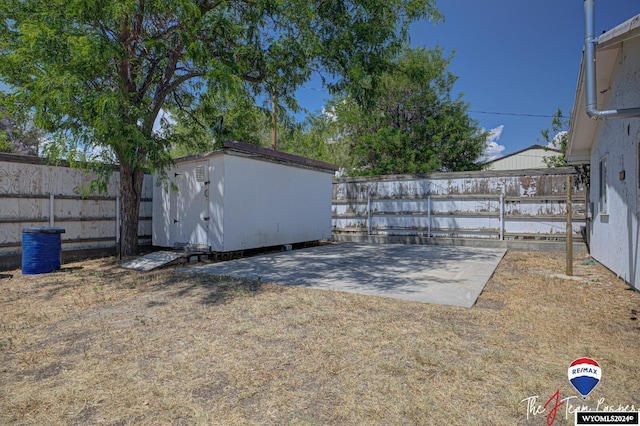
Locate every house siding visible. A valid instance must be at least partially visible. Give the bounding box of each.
[486,148,552,171]
[589,36,640,289]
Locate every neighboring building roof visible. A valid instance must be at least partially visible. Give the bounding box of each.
[567,14,640,163]
[483,144,559,169]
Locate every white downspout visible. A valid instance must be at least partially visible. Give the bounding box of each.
[583,0,640,119]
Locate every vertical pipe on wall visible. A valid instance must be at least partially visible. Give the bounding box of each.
[583,0,640,119]
[49,194,54,227]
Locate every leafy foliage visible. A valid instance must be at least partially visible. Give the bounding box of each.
[0,0,439,255]
[278,112,358,174]
[0,96,43,155]
[167,83,271,158]
[541,108,568,167]
[292,47,487,176]
[0,132,13,153]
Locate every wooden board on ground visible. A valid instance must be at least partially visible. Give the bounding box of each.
[120,251,193,271]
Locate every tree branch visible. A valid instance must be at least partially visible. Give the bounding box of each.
[241,72,265,83]
[146,70,206,135]
[172,91,209,131]
[135,56,163,103]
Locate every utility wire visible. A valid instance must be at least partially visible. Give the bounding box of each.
[299,85,569,119]
[468,110,572,119]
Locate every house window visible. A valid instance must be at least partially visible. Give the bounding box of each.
[599,156,608,214]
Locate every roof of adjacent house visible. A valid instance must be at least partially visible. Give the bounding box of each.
[482,144,558,166]
[566,14,640,164]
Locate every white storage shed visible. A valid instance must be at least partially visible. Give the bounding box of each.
[152,140,338,252]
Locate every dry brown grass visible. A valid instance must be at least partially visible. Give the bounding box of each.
[1,250,639,425]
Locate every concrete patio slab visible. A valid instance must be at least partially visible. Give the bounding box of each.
[181,243,507,308]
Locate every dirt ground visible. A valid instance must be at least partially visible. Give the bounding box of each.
[1,249,639,425]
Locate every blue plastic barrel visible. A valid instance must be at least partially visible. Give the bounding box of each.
[21,227,66,275]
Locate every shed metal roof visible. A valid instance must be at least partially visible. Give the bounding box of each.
[173,139,339,173]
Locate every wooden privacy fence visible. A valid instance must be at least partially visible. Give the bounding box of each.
[1,153,587,269]
[332,167,587,241]
[0,153,152,268]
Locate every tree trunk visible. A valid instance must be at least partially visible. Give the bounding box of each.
[118,161,144,258]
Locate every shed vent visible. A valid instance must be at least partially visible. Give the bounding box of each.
[195,165,206,182]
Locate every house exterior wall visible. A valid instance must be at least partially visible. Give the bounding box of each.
[486,148,551,171]
[589,36,640,290]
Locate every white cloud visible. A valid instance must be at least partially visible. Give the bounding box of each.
[484,141,505,162]
[487,125,504,143]
[547,131,567,150]
[321,106,336,121]
[481,125,506,162]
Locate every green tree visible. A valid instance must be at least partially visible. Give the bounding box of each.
[167,82,272,158]
[541,108,568,167]
[279,110,357,173]
[0,0,439,256]
[168,81,307,158]
[0,96,43,155]
[319,47,487,176]
[0,132,12,153]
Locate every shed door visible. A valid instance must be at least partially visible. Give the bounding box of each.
[171,161,210,249]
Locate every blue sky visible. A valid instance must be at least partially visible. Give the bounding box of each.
[296,0,640,159]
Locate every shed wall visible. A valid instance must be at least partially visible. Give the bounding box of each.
[152,152,333,252]
[221,155,332,251]
[208,155,226,251]
[152,157,221,249]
